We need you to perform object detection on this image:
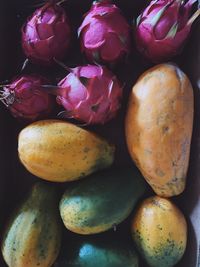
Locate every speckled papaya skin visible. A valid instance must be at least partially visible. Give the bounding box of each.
[59,168,146,234]
[125,63,194,197]
[1,183,62,267]
[131,196,187,267]
[18,120,115,182]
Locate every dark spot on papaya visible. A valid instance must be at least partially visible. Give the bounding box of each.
[76,172,87,180]
[163,126,169,134]
[155,169,165,177]
[136,133,141,142]
[152,198,166,210]
[39,248,45,258]
[83,147,90,153]
[157,224,163,231]
[171,177,178,183]
[97,143,109,153]
[172,161,178,167]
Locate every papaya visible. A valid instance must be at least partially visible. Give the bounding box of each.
[59,167,147,235]
[1,182,62,267]
[18,120,115,182]
[125,63,194,197]
[131,196,187,267]
[56,236,139,267]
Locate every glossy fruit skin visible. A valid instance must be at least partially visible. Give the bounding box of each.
[59,168,147,234]
[135,0,200,63]
[56,236,139,267]
[18,120,115,182]
[78,0,131,65]
[1,75,54,121]
[125,63,194,197]
[131,196,187,267]
[1,182,62,267]
[56,65,122,125]
[22,2,71,65]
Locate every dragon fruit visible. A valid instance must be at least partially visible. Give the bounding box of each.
[54,65,122,125]
[78,0,131,65]
[135,0,200,63]
[0,75,54,121]
[22,1,71,65]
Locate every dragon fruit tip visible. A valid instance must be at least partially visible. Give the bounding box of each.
[187,8,200,26]
[93,0,113,4]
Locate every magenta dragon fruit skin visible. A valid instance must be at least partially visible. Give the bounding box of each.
[78,0,131,65]
[55,65,122,125]
[22,2,71,65]
[0,75,54,121]
[135,0,200,63]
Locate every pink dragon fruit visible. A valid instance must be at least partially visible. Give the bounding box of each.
[54,65,122,125]
[22,1,71,65]
[78,0,131,65]
[0,75,54,121]
[135,0,200,63]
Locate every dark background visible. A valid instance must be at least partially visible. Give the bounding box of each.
[0,0,199,266]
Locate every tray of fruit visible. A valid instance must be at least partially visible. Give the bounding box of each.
[0,0,199,266]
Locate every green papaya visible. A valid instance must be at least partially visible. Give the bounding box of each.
[59,167,147,234]
[56,236,139,267]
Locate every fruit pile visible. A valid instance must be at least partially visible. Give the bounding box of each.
[0,0,199,267]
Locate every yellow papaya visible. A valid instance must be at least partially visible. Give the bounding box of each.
[131,196,187,267]
[18,120,115,182]
[125,63,194,197]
